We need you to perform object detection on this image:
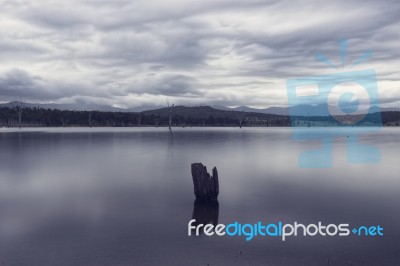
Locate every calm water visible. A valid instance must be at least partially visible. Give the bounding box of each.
[0,127,399,266]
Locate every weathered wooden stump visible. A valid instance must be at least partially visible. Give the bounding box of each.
[191,163,219,200]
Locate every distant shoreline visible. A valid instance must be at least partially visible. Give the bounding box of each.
[1,106,399,128]
[1,125,399,129]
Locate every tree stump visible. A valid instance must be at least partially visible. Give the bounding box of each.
[191,163,219,200]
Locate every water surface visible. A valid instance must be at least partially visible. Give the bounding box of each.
[0,127,399,265]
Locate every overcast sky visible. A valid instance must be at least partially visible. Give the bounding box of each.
[0,0,399,108]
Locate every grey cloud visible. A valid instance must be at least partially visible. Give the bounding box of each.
[124,74,201,97]
[0,69,59,101]
[0,69,104,103]
[0,0,399,108]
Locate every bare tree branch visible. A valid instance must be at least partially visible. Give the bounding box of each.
[235,109,245,129]
[12,99,24,129]
[137,113,142,127]
[88,112,93,128]
[166,99,174,131]
[61,118,69,127]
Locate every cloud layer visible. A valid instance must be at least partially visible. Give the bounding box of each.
[0,0,399,108]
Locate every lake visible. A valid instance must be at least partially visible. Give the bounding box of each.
[0,127,399,265]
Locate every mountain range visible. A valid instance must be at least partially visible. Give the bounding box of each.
[1,101,398,116]
[211,104,399,116]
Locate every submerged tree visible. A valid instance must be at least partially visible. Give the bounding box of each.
[12,100,24,129]
[154,117,160,127]
[235,110,245,129]
[88,112,93,128]
[166,99,174,131]
[137,113,142,127]
[61,118,69,127]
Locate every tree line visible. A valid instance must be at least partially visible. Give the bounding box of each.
[0,106,289,128]
[0,105,398,128]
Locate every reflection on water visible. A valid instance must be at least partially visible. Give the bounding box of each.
[191,199,219,229]
[0,127,399,265]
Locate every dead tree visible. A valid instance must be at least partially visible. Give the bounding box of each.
[235,110,245,129]
[154,117,160,127]
[137,113,142,127]
[61,118,69,127]
[88,112,93,128]
[166,99,174,131]
[12,100,24,129]
[191,163,219,200]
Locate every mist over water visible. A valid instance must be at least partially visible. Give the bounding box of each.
[0,127,399,265]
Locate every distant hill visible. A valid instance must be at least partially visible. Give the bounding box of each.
[0,105,289,127]
[142,105,283,120]
[0,101,125,112]
[126,105,164,112]
[213,104,399,116]
[1,101,398,116]
[0,103,398,127]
